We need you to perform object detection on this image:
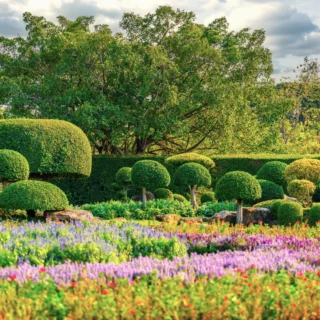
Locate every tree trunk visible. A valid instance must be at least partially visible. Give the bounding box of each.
[142,187,147,208]
[1,181,8,191]
[237,199,243,224]
[190,185,198,210]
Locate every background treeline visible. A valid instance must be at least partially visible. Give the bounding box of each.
[1,7,320,155]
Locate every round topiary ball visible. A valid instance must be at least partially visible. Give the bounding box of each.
[154,188,173,200]
[131,160,170,191]
[201,192,216,204]
[0,149,29,182]
[0,180,69,212]
[256,161,287,188]
[257,180,284,202]
[285,159,320,183]
[215,171,261,202]
[115,167,132,185]
[278,201,303,226]
[309,205,320,226]
[173,194,187,202]
[287,179,316,206]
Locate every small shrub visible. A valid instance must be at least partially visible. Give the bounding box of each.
[308,205,320,226]
[287,179,316,207]
[197,202,237,217]
[256,161,287,188]
[256,180,284,203]
[115,167,132,201]
[278,202,303,226]
[154,188,173,200]
[173,194,187,202]
[201,192,216,204]
[285,159,320,183]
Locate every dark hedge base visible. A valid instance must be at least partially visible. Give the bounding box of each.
[53,154,320,205]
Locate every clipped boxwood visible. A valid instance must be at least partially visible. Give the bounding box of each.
[173,194,187,202]
[256,161,287,188]
[0,180,68,215]
[0,119,92,178]
[0,150,29,187]
[256,180,284,203]
[154,188,173,200]
[278,202,303,226]
[309,205,320,226]
[115,167,132,186]
[201,192,216,204]
[285,159,320,183]
[287,179,316,207]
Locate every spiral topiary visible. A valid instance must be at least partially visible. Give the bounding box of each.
[0,180,69,216]
[0,150,29,190]
[284,159,320,183]
[256,161,287,188]
[215,171,261,224]
[287,179,316,207]
[309,205,320,226]
[174,162,211,209]
[201,192,216,204]
[278,201,303,226]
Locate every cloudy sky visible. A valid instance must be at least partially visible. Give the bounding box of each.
[1,0,320,81]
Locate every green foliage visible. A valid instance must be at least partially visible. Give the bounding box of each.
[154,188,173,200]
[309,205,320,226]
[215,171,261,202]
[115,167,132,186]
[0,180,68,212]
[0,119,92,178]
[0,150,29,181]
[285,159,320,183]
[312,180,320,202]
[287,179,316,206]
[270,200,295,220]
[256,180,284,203]
[256,161,287,188]
[174,163,211,188]
[173,194,187,202]
[200,192,216,204]
[278,202,303,226]
[197,202,237,217]
[131,160,170,191]
[82,200,194,219]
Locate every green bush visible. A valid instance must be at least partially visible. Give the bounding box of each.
[173,194,187,202]
[256,161,287,188]
[154,188,173,200]
[285,159,320,183]
[0,149,29,182]
[197,201,237,217]
[115,167,132,186]
[309,205,320,226]
[0,180,68,213]
[287,179,316,207]
[278,202,303,226]
[201,192,216,204]
[253,199,293,219]
[312,180,320,202]
[256,180,284,203]
[0,119,92,178]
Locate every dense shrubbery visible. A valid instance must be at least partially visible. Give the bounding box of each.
[256,161,287,188]
[278,202,303,226]
[309,205,320,226]
[173,194,187,202]
[200,192,216,204]
[154,188,173,200]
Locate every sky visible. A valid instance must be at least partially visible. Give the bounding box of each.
[1,0,320,81]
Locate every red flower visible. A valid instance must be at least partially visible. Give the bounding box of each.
[71,281,77,287]
[39,267,46,273]
[102,289,109,295]
[129,310,135,315]
[108,281,117,288]
[9,275,16,281]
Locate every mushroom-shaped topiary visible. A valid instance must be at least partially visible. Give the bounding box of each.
[201,192,216,204]
[115,167,132,201]
[256,161,287,188]
[174,162,211,209]
[287,179,316,207]
[284,159,320,183]
[131,160,170,207]
[0,149,29,190]
[0,180,69,217]
[215,171,261,224]
[256,180,284,203]
[154,188,173,200]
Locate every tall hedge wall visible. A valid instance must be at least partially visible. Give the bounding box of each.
[53,154,320,205]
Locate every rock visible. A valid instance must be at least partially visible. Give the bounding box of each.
[178,217,203,224]
[284,194,299,202]
[45,210,94,222]
[154,214,180,223]
[269,220,279,227]
[242,207,272,226]
[131,192,155,202]
[209,210,237,224]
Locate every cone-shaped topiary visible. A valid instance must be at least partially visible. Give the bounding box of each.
[154,188,173,200]
[215,171,261,224]
[201,192,216,204]
[115,167,132,201]
[287,179,316,207]
[278,201,303,226]
[131,160,170,207]
[0,180,68,216]
[284,159,320,183]
[256,161,287,188]
[256,180,284,203]
[309,205,320,226]
[0,150,29,190]
[174,162,211,210]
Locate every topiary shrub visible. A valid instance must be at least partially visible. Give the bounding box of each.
[201,192,216,204]
[131,160,170,207]
[256,161,287,188]
[215,171,261,224]
[256,180,284,203]
[174,162,211,210]
[312,180,320,202]
[154,188,173,200]
[270,199,295,220]
[0,180,68,217]
[278,201,303,226]
[309,205,320,226]
[0,119,92,178]
[173,194,187,202]
[115,167,132,201]
[0,150,29,190]
[287,179,316,207]
[284,159,320,183]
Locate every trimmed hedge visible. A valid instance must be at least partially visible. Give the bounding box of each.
[255,180,284,203]
[287,179,316,206]
[0,119,92,178]
[53,154,320,205]
[278,202,303,226]
[0,150,29,181]
[256,161,287,188]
